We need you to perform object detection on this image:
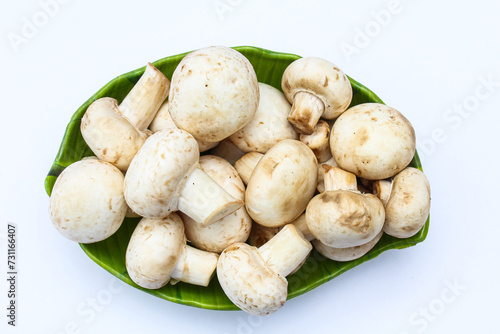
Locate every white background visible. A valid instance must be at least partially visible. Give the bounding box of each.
[1,0,499,333]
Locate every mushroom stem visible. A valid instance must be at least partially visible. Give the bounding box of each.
[373,180,392,206]
[258,225,312,277]
[323,165,358,192]
[119,63,170,131]
[170,245,219,287]
[288,91,325,135]
[234,152,264,185]
[178,167,244,226]
[300,120,332,163]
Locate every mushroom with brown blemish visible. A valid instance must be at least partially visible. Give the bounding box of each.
[217,224,312,316]
[126,214,219,289]
[229,83,298,153]
[168,46,259,142]
[181,155,252,253]
[306,165,385,248]
[281,57,352,134]
[124,129,243,226]
[330,103,416,180]
[245,140,318,228]
[81,64,170,172]
[373,167,431,238]
[49,159,127,243]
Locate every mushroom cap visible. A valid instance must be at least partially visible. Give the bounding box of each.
[81,97,148,172]
[217,243,287,316]
[149,100,218,152]
[49,159,127,243]
[384,167,431,238]
[313,230,383,262]
[182,155,252,253]
[330,103,416,180]
[124,129,199,218]
[245,140,318,227]
[168,46,259,142]
[229,83,298,153]
[281,57,352,119]
[126,215,185,289]
[306,190,385,248]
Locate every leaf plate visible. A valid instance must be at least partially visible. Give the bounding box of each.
[44,46,429,311]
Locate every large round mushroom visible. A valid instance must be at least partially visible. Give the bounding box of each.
[168,46,259,142]
[330,103,416,180]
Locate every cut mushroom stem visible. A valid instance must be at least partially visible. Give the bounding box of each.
[300,120,332,163]
[119,63,171,131]
[373,179,392,206]
[234,152,263,184]
[177,166,244,226]
[170,244,219,286]
[323,164,358,192]
[258,225,313,277]
[288,92,325,135]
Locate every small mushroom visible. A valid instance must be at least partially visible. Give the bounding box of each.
[182,155,252,253]
[330,103,416,180]
[313,230,384,262]
[81,64,170,172]
[306,165,385,248]
[234,151,263,185]
[126,214,219,289]
[211,139,246,165]
[245,140,317,228]
[373,167,431,238]
[300,120,332,163]
[149,100,219,152]
[169,46,259,142]
[229,83,298,153]
[124,129,243,226]
[49,159,127,243]
[281,57,352,134]
[217,224,312,316]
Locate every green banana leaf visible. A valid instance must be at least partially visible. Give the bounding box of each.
[44,46,429,311]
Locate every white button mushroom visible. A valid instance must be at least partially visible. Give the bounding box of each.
[281,57,353,134]
[124,129,243,226]
[330,103,416,180]
[217,224,312,316]
[149,100,219,152]
[306,165,385,248]
[49,159,127,243]
[81,64,170,172]
[168,46,259,142]
[229,83,298,153]
[245,140,318,228]
[373,167,431,238]
[181,155,252,253]
[126,214,219,289]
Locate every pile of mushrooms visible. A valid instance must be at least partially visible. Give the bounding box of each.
[49,46,431,316]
